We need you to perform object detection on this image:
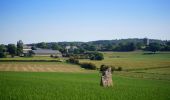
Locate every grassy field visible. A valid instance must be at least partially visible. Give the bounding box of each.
[0,51,170,100]
[79,51,170,70]
[0,72,170,100]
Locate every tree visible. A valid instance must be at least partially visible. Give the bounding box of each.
[17,40,23,56]
[114,42,136,51]
[103,44,113,51]
[31,46,37,50]
[51,43,60,50]
[126,42,136,51]
[37,42,47,49]
[28,50,34,57]
[147,43,161,53]
[136,42,144,49]
[90,52,104,60]
[7,44,17,57]
[0,44,7,58]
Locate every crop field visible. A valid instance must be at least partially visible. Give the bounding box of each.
[0,62,91,73]
[0,72,170,100]
[79,52,170,70]
[0,51,170,100]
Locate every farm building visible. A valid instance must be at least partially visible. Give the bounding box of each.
[22,45,32,56]
[32,49,62,57]
[65,46,78,53]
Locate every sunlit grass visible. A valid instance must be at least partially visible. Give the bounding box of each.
[79,51,170,70]
[0,72,170,100]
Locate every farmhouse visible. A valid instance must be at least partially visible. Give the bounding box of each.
[65,46,78,53]
[23,45,32,56]
[32,49,62,57]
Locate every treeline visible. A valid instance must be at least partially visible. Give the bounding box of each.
[28,38,170,52]
[0,40,24,58]
[1,38,170,58]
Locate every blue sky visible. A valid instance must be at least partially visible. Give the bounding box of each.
[0,0,170,44]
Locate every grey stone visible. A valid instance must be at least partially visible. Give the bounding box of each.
[100,67,113,87]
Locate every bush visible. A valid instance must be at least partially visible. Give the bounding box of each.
[66,57,79,64]
[90,52,104,60]
[100,65,122,72]
[0,52,6,58]
[116,67,122,71]
[51,55,59,58]
[80,63,96,70]
[100,65,115,73]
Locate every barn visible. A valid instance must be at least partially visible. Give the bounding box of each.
[32,49,62,57]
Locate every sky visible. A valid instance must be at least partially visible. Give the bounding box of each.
[0,0,170,44]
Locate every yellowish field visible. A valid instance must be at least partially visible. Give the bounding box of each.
[0,62,92,73]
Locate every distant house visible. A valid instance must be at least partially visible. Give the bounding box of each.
[23,45,32,56]
[32,49,62,57]
[65,46,78,53]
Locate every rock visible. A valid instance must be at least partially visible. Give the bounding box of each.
[100,67,113,87]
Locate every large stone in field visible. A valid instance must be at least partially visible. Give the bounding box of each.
[100,67,113,87]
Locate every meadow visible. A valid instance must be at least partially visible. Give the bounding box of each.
[0,51,170,100]
[0,72,170,100]
[80,51,170,70]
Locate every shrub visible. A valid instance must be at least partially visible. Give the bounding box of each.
[80,63,96,70]
[0,52,6,58]
[90,52,104,60]
[66,57,79,64]
[50,55,53,57]
[116,67,122,71]
[51,55,59,58]
[100,65,115,73]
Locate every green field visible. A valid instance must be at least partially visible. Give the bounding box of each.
[0,72,170,100]
[0,51,170,100]
[80,52,170,70]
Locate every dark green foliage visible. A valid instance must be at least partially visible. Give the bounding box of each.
[114,42,136,51]
[50,54,59,58]
[66,57,79,64]
[80,62,96,70]
[28,50,34,57]
[0,45,7,58]
[0,52,6,58]
[37,42,47,49]
[7,44,17,57]
[100,64,115,72]
[73,48,85,54]
[20,38,170,52]
[100,65,122,72]
[51,43,61,50]
[81,43,97,51]
[136,42,144,49]
[90,52,104,60]
[31,46,37,50]
[17,40,23,56]
[117,67,122,71]
[146,43,161,53]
